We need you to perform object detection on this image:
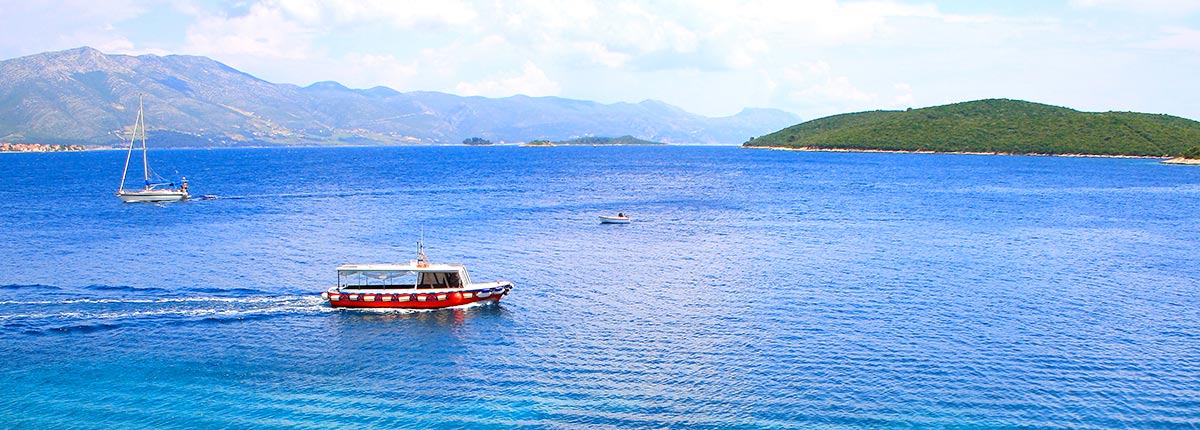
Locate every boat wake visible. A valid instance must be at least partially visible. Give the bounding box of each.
[214,189,410,201]
[209,185,492,201]
[0,295,311,306]
[0,292,328,335]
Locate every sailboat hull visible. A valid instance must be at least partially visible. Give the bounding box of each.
[117,190,189,203]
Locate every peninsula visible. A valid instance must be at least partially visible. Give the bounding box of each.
[743,99,1200,158]
[522,135,666,146]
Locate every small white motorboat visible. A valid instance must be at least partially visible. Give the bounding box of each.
[599,214,631,224]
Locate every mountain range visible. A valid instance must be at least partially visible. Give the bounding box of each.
[0,47,799,147]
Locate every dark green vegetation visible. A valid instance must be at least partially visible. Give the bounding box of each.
[1183,146,1200,159]
[745,99,1200,157]
[555,135,665,145]
[462,137,493,145]
[0,47,797,147]
[519,136,665,146]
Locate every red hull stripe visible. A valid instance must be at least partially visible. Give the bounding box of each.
[329,295,503,309]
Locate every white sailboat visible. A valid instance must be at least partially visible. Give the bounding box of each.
[116,97,189,203]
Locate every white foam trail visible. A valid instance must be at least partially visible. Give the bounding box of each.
[0,295,326,322]
[0,295,316,306]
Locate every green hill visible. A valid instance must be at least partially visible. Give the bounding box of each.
[744,99,1200,157]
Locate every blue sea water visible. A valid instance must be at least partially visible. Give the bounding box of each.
[1,146,1199,429]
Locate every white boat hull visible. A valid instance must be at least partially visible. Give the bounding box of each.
[118,190,189,203]
[599,215,631,224]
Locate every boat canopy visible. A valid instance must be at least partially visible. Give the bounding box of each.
[338,263,471,289]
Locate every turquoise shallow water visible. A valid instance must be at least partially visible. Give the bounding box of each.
[1,146,1199,429]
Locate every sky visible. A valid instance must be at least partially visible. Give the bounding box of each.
[0,0,1197,121]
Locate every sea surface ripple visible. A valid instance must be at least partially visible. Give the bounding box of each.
[1,146,1198,429]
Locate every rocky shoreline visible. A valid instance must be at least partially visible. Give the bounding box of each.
[745,145,1176,160]
[1161,157,1200,165]
[1,142,89,152]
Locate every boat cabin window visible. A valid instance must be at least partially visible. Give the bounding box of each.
[339,270,418,289]
[418,271,462,289]
[338,270,462,289]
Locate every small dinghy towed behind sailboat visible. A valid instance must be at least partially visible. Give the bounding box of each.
[116,97,189,203]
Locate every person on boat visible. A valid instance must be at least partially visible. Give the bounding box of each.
[618,212,625,217]
[180,177,188,193]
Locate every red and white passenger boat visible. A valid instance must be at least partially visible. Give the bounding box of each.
[321,243,513,309]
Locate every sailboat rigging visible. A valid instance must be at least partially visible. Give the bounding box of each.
[116,97,189,203]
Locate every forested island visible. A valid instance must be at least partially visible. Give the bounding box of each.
[522,135,666,146]
[743,99,1200,158]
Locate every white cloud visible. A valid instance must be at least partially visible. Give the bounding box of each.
[340,52,419,87]
[494,1,700,68]
[1144,26,1200,54]
[276,0,478,28]
[5,0,1198,120]
[172,0,965,111]
[454,61,561,97]
[184,2,314,59]
[763,60,920,118]
[181,0,482,60]
[891,83,915,108]
[571,41,632,68]
[1069,0,1200,15]
[0,0,147,57]
[484,0,945,74]
[775,61,874,111]
[93,37,137,54]
[690,0,940,49]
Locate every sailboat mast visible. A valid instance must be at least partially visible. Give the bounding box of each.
[117,98,139,193]
[139,97,149,184]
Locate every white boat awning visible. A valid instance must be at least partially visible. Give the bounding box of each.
[337,262,466,275]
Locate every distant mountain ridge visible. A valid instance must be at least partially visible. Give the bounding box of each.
[744,99,1200,157]
[0,47,799,147]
